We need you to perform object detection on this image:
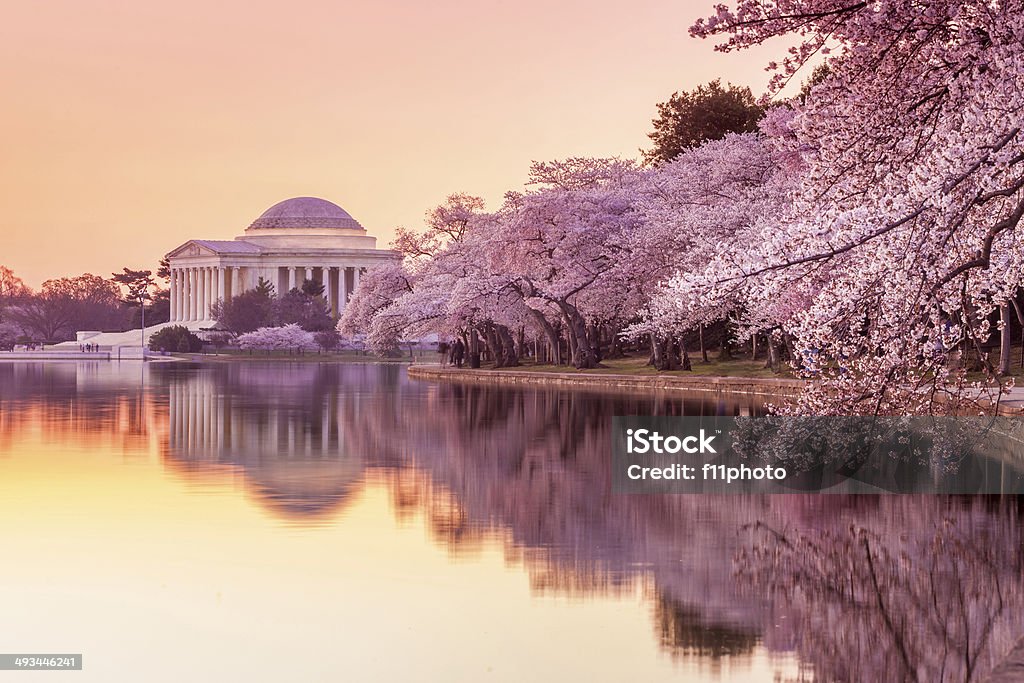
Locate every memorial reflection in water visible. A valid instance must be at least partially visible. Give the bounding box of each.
[163,364,380,520]
[2,361,1023,682]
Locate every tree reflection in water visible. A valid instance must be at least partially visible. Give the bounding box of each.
[3,361,1022,681]
[737,497,1024,682]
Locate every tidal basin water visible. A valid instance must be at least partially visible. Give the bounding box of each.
[1,362,1023,682]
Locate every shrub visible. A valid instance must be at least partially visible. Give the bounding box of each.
[149,325,202,353]
[236,324,315,352]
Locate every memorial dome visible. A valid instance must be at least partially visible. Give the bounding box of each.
[247,197,364,231]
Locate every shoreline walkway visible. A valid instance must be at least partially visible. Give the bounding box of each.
[407,364,804,401]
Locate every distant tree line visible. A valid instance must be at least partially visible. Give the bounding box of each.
[0,263,170,347]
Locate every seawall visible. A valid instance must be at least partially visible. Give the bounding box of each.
[407,365,805,400]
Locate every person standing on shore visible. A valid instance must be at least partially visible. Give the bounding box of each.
[438,340,450,367]
[451,339,465,368]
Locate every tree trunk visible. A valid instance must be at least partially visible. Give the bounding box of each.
[484,323,503,368]
[497,324,519,367]
[607,325,625,359]
[587,322,603,362]
[678,336,692,371]
[469,328,481,368]
[650,334,668,371]
[699,323,708,363]
[999,302,1012,376]
[1011,296,1024,369]
[781,333,795,364]
[525,307,560,366]
[666,336,682,370]
[557,301,598,369]
[565,318,578,363]
[650,334,684,372]
[765,336,779,373]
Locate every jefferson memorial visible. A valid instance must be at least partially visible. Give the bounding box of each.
[166,197,399,323]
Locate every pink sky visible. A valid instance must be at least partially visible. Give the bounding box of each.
[0,0,784,288]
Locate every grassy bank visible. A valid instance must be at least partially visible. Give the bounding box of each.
[499,349,1024,383]
[453,353,791,379]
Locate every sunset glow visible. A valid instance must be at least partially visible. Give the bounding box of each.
[1,0,779,287]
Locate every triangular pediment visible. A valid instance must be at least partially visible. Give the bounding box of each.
[166,240,217,259]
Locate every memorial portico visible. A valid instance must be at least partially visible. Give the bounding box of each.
[165,197,396,324]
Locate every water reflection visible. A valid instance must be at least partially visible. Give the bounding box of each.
[1,361,1022,681]
[163,365,370,520]
[0,362,157,455]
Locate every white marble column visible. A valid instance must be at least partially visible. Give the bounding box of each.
[304,266,313,285]
[178,268,186,322]
[204,268,213,320]
[206,268,213,317]
[209,267,218,318]
[194,268,202,321]
[322,266,332,311]
[169,270,178,322]
[340,267,349,308]
[234,267,244,296]
[200,267,206,320]
[189,268,197,321]
[209,267,216,318]
[198,268,207,321]
[192,268,200,321]
[288,267,297,291]
[204,268,212,320]
[175,269,183,321]
[353,267,361,292]
[217,266,226,306]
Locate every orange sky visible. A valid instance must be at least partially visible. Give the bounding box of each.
[0,0,783,288]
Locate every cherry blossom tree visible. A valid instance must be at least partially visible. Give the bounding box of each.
[683,0,1024,414]
[236,324,315,352]
[340,195,485,357]
[338,260,414,349]
[348,1,1022,408]
[626,129,797,369]
[488,158,643,368]
[346,191,583,367]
